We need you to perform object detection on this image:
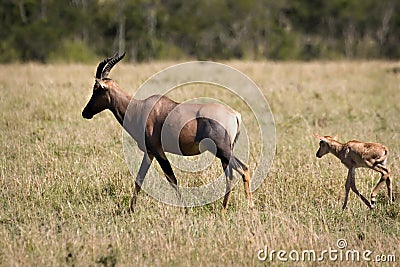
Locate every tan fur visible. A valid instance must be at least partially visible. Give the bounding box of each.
[314,133,393,209]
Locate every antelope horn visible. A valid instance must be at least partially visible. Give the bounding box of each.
[101,52,126,79]
[95,52,118,79]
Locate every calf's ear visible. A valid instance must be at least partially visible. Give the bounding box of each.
[313,133,323,140]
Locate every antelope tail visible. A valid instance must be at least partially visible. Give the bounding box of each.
[232,113,241,149]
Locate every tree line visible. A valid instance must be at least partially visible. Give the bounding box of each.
[1,0,399,63]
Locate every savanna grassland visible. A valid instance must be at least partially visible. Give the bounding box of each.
[0,61,399,266]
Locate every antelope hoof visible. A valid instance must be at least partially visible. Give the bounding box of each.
[129,198,136,213]
[221,207,227,216]
[370,196,376,209]
[128,206,135,214]
[248,200,255,209]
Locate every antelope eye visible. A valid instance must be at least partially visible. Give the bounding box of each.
[94,82,107,91]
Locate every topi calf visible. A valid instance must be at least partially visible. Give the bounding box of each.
[314,133,393,209]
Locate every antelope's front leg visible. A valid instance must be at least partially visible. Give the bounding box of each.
[153,153,184,206]
[130,153,154,212]
[342,169,352,210]
[348,168,371,209]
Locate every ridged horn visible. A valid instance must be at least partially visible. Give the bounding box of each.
[95,53,118,79]
[101,52,126,79]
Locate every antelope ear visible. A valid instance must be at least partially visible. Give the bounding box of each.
[333,134,339,141]
[95,78,108,91]
[313,133,327,143]
[313,133,323,140]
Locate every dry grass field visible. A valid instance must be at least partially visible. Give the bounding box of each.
[0,61,399,266]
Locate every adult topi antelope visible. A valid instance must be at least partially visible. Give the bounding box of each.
[82,53,253,212]
[313,134,393,209]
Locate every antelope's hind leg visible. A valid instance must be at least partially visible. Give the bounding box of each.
[232,156,253,209]
[386,176,394,203]
[370,164,392,206]
[383,165,393,203]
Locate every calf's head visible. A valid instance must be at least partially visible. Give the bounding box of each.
[313,133,338,158]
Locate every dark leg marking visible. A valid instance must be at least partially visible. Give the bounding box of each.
[154,153,184,205]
